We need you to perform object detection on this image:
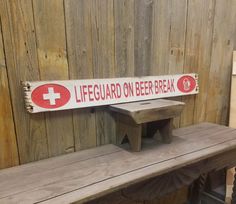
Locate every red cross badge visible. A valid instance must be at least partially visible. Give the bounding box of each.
[31,84,71,109]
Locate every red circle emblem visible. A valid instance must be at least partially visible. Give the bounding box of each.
[31,84,70,109]
[177,75,196,93]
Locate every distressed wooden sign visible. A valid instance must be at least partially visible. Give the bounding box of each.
[23,73,199,113]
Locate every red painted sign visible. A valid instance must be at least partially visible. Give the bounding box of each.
[31,84,71,109]
[177,75,196,93]
[23,73,199,113]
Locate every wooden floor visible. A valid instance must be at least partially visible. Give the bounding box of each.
[1,123,236,204]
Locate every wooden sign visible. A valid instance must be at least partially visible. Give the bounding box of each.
[23,73,199,113]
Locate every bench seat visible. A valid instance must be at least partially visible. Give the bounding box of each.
[1,123,236,204]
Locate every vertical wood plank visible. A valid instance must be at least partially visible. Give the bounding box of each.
[65,0,97,150]
[0,0,48,163]
[0,16,19,169]
[114,0,135,77]
[149,0,184,128]
[205,0,236,125]
[114,0,135,144]
[168,0,188,128]
[168,0,187,75]
[32,0,75,156]
[134,0,154,137]
[134,0,154,76]
[181,0,215,127]
[90,0,116,145]
[191,0,216,124]
[150,0,171,75]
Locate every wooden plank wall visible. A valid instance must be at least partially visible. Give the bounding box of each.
[0,0,236,168]
[2,0,236,165]
[0,14,19,169]
[0,0,236,192]
[0,0,236,202]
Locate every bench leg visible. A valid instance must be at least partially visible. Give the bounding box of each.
[127,125,142,152]
[232,168,236,204]
[189,173,207,204]
[159,118,173,144]
[146,121,159,138]
[116,119,142,152]
[146,119,173,144]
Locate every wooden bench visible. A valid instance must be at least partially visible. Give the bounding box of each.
[110,99,185,151]
[1,123,236,204]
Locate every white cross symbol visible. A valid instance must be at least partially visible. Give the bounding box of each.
[43,87,61,105]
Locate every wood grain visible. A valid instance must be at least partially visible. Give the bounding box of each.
[90,0,116,145]
[65,0,97,151]
[86,186,188,204]
[150,0,171,75]
[114,0,135,77]
[1,123,236,203]
[1,1,236,203]
[121,164,200,201]
[116,118,142,151]
[114,0,136,145]
[111,99,184,151]
[206,0,236,124]
[110,99,185,124]
[134,0,170,138]
[181,0,215,127]
[0,0,235,163]
[0,0,48,163]
[168,0,187,128]
[85,191,142,204]
[0,16,19,169]
[42,147,236,204]
[191,0,215,125]
[134,0,154,76]
[33,0,75,156]
[168,0,187,75]
[145,186,188,204]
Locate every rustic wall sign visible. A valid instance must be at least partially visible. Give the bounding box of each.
[23,73,199,113]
